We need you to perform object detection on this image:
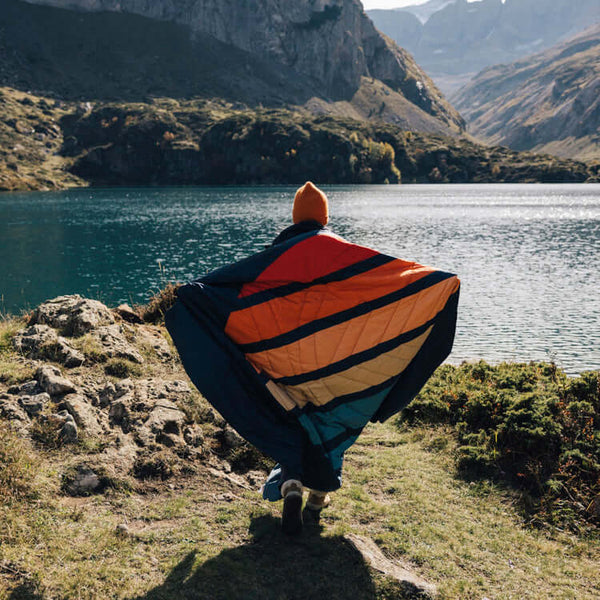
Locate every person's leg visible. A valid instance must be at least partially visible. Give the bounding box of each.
[280,467,304,535]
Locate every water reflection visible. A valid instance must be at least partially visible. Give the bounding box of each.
[1,184,599,374]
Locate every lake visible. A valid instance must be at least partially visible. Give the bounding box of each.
[1,184,599,374]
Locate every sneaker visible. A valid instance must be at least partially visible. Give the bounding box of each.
[281,479,303,536]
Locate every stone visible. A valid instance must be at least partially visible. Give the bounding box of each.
[114,304,143,324]
[136,326,173,360]
[61,394,103,436]
[98,382,117,408]
[345,534,437,598]
[0,397,31,423]
[9,380,42,396]
[93,324,143,364]
[29,295,115,336]
[19,393,50,416]
[63,465,102,496]
[12,324,85,367]
[145,400,186,436]
[36,365,77,396]
[60,420,79,443]
[183,424,204,448]
[221,426,244,449]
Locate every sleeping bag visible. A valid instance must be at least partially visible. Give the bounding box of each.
[165,218,460,494]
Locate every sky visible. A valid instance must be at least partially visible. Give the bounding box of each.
[362,0,482,8]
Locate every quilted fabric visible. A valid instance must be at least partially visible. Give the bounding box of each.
[166,222,460,492]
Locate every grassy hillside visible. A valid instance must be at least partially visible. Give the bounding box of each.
[1,86,597,192]
[0,299,598,599]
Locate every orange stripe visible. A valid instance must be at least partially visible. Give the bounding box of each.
[245,276,459,379]
[225,260,435,345]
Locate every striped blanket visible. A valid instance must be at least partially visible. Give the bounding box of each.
[166,222,459,492]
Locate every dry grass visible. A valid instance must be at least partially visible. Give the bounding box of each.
[139,283,181,324]
[0,316,34,385]
[1,421,598,600]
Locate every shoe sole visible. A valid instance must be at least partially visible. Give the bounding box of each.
[281,492,303,536]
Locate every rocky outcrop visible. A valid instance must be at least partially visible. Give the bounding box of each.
[17,0,463,132]
[1,294,269,495]
[453,24,600,162]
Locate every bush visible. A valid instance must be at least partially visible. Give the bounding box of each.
[401,362,600,530]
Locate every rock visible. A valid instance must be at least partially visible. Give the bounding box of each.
[98,382,117,408]
[63,465,102,496]
[114,304,143,324]
[93,324,143,364]
[60,420,79,443]
[136,327,172,360]
[13,324,85,367]
[8,380,42,396]
[115,523,131,537]
[61,394,103,436]
[145,400,185,436]
[36,365,77,396]
[132,425,154,448]
[221,426,244,449]
[29,295,115,336]
[0,397,31,424]
[345,534,437,598]
[183,424,204,448]
[19,392,50,416]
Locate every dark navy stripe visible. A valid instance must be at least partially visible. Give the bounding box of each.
[275,317,435,386]
[238,270,454,354]
[306,377,397,415]
[322,427,364,453]
[238,254,395,308]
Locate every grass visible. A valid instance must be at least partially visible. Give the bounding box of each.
[1,418,598,599]
[0,316,34,384]
[401,362,600,532]
[1,306,598,598]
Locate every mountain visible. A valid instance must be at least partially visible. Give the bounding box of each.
[9,0,463,135]
[453,24,600,162]
[368,0,600,94]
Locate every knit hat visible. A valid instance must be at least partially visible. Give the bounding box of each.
[292,182,329,226]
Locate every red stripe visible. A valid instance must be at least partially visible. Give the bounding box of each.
[239,231,378,298]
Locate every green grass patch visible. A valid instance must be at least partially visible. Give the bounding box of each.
[401,361,600,531]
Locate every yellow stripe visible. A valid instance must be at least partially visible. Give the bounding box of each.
[270,326,433,408]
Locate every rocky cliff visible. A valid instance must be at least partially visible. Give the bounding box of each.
[18,0,463,133]
[369,0,600,94]
[453,24,600,162]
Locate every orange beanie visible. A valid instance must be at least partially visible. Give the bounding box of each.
[292,181,329,225]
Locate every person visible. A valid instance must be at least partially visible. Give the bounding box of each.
[166,182,460,536]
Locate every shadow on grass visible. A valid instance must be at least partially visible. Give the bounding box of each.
[131,511,380,600]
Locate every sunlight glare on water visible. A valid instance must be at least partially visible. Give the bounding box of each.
[1,184,598,374]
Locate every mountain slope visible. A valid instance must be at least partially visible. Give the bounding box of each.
[452,24,600,162]
[14,0,463,134]
[368,0,600,94]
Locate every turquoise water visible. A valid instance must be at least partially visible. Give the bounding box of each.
[1,184,599,374]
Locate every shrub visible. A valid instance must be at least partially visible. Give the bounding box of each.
[401,362,600,530]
